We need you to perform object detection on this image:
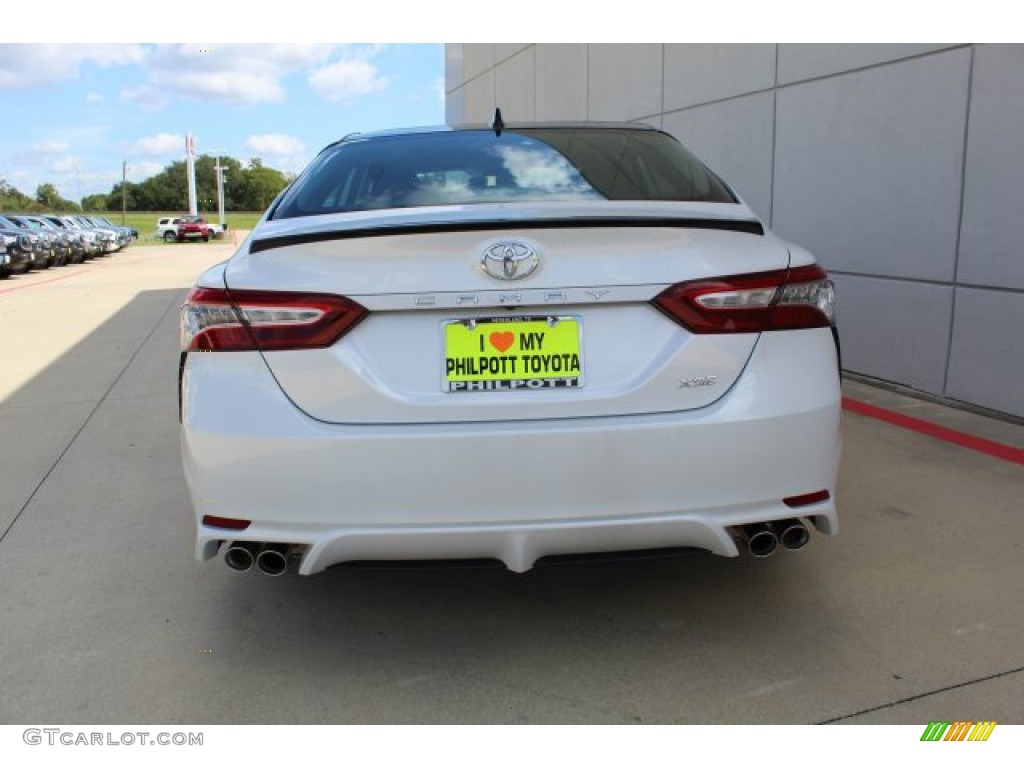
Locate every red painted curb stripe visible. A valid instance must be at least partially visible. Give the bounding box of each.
[0,269,87,294]
[842,397,1024,466]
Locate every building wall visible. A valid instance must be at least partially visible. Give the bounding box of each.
[445,44,1024,418]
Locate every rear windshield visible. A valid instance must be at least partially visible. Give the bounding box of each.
[271,128,735,220]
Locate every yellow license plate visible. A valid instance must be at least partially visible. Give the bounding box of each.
[443,316,584,393]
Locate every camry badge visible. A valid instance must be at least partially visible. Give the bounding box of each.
[481,242,539,281]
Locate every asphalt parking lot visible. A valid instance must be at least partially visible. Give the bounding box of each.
[1,243,1022,725]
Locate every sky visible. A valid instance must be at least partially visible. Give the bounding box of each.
[0,44,445,202]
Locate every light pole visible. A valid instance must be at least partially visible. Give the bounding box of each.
[121,161,127,225]
[214,156,227,232]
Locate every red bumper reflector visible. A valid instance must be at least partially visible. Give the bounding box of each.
[783,490,831,508]
[202,515,252,531]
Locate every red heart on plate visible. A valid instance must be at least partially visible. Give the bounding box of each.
[489,331,515,353]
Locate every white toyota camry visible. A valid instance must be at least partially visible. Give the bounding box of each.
[180,121,841,577]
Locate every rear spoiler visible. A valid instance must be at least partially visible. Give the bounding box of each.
[249,217,764,254]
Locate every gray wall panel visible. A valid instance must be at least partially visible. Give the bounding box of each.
[463,70,495,122]
[495,49,535,121]
[946,288,1024,418]
[957,45,1024,291]
[773,50,970,282]
[444,45,463,93]
[831,275,954,394]
[778,44,957,84]
[663,44,775,110]
[535,44,588,121]
[463,44,494,80]
[495,44,530,62]
[663,93,774,221]
[445,85,465,125]
[587,44,662,120]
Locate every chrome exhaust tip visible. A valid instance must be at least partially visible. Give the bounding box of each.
[256,544,289,577]
[224,542,259,572]
[775,519,810,550]
[743,524,779,558]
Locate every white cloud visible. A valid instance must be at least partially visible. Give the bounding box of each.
[34,140,70,155]
[89,44,389,111]
[308,58,389,102]
[126,161,165,182]
[245,134,305,156]
[0,44,144,89]
[120,84,170,112]
[48,156,80,174]
[123,44,337,109]
[170,68,287,104]
[125,132,184,156]
[85,92,104,104]
[243,134,308,176]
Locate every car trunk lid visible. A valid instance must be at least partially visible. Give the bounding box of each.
[223,204,788,424]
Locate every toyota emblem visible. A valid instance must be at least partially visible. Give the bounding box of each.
[480,241,539,281]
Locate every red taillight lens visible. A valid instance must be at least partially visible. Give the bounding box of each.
[181,287,368,352]
[652,264,835,333]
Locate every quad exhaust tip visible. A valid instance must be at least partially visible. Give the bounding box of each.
[775,519,810,550]
[743,524,778,558]
[224,542,292,575]
[224,542,259,572]
[256,544,289,577]
[731,518,811,557]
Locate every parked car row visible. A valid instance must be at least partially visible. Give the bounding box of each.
[0,214,137,278]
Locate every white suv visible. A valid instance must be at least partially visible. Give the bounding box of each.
[156,217,181,242]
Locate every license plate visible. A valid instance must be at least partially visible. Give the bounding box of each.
[443,316,584,393]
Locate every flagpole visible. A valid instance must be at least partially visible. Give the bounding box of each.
[186,131,198,216]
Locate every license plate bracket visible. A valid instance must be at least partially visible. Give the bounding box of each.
[442,316,584,393]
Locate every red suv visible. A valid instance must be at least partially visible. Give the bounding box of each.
[177,216,213,242]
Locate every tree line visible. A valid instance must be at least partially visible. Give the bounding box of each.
[1,180,81,212]
[88,156,292,213]
[2,155,292,214]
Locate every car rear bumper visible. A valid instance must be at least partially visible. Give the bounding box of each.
[182,329,841,573]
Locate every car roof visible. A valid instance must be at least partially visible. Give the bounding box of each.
[332,121,661,144]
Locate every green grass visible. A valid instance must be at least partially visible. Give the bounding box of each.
[83,211,265,244]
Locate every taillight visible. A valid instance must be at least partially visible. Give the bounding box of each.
[180,287,368,352]
[652,264,835,333]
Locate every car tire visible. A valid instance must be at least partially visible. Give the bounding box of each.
[203,234,210,242]
[164,231,177,243]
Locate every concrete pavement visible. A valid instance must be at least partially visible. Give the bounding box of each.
[1,243,1021,724]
